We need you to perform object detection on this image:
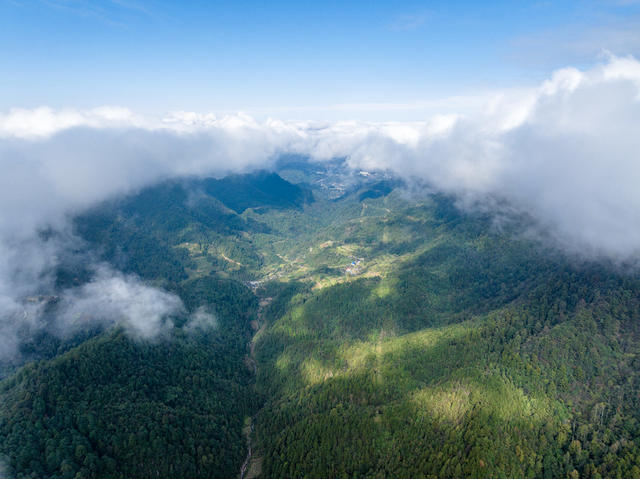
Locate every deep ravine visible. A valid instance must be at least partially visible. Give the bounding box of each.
[239,296,271,479]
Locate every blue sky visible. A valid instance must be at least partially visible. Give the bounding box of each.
[2,0,640,119]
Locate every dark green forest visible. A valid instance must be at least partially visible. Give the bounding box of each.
[2,165,640,478]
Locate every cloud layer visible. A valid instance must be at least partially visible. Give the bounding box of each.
[335,55,640,259]
[1,55,640,360]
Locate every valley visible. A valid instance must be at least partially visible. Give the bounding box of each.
[1,160,640,478]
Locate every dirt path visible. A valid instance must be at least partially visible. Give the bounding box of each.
[239,297,272,479]
[221,253,244,267]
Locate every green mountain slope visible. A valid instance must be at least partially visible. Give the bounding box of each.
[0,277,258,479]
[1,166,640,479]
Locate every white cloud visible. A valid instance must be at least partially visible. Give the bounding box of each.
[185,306,218,333]
[57,266,184,339]
[0,106,145,139]
[2,57,640,261]
[297,55,640,259]
[1,55,640,361]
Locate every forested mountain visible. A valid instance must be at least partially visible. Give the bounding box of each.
[1,162,640,478]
